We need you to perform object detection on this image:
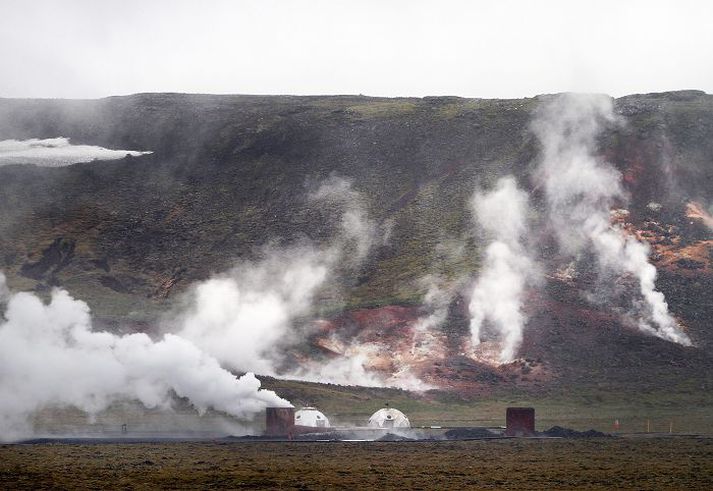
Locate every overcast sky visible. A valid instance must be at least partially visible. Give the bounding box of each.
[1,0,711,99]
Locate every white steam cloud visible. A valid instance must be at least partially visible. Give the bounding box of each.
[174,176,411,388]
[291,335,433,392]
[468,177,535,364]
[176,246,332,375]
[0,137,152,167]
[0,273,289,442]
[533,93,691,346]
[686,201,713,231]
[308,175,383,263]
[0,271,8,302]
[412,275,453,334]
[0,175,391,441]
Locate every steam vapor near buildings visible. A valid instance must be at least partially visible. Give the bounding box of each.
[0,272,289,442]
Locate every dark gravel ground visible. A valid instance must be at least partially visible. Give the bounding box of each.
[1,436,712,489]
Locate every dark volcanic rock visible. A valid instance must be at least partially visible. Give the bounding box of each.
[375,433,415,442]
[444,428,498,439]
[20,237,75,281]
[542,426,610,439]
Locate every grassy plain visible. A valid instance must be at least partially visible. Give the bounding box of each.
[263,377,713,434]
[1,437,712,489]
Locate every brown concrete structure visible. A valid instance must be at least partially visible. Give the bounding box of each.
[265,407,295,437]
[505,407,535,436]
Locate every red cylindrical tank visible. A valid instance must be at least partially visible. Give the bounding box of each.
[265,407,295,437]
[505,407,535,436]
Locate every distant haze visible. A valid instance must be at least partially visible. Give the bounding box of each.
[1,0,711,99]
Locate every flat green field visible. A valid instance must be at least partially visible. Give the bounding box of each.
[1,437,712,489]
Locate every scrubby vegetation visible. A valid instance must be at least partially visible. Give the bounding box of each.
[1,438,712,489]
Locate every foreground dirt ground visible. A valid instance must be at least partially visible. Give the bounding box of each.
[1,437,712,489]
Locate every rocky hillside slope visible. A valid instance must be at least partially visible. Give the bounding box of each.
[1,91,712,396]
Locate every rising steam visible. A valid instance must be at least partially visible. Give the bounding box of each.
[0,272,289,442]
[468,177,535,363]
[308,175,383,263]
[411,275,452,334]
[0,175,393,441]
[532,93,691,346]
[287,340,431,391]
[174,176,411,388]
[175,245,332,375]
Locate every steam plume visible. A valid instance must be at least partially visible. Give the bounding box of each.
[290,338,433,391]
[686,201,713,231]
[0,137,152,167]
[0,271,8,302]
[468,176,535,363]
[532,93,691,346]
[176,246,332,375]
[308,175,381,263]
[412,275,453,333]
[0,274,288,442]
[175,176,403,387]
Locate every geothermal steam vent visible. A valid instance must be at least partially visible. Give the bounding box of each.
[368,406,410,428]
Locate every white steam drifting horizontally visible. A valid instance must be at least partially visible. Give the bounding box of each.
[0,137,152,167]
[532,93,691,346]
[0,272,289,442]
[468,177,535,363]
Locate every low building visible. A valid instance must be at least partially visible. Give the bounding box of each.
[368,407,410,428]
[295,407,330,428]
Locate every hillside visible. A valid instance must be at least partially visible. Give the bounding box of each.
[1,90,712,404]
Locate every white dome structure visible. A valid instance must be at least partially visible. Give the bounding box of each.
[294,407,330,428]
[368,407,410,428]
